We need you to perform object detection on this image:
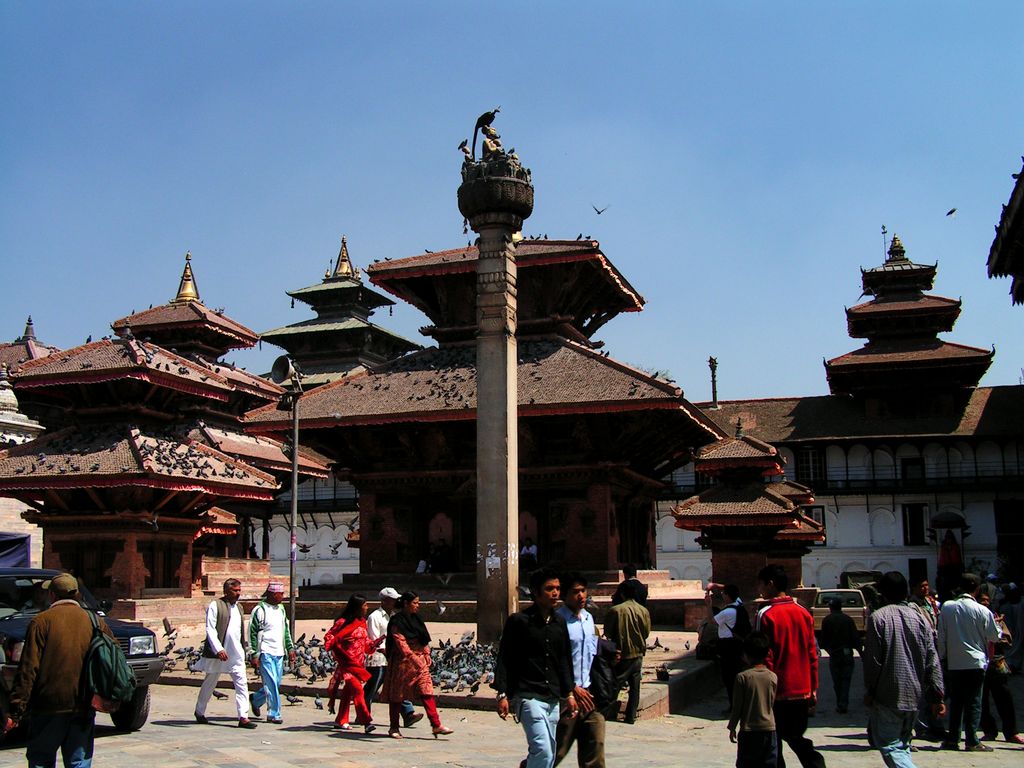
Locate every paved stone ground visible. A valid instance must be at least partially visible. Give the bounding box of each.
[3,661,1022,767]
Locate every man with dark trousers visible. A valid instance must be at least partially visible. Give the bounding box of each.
[755,564,825,768]
[605,579,651,724]
[4,573,114,767]
[818,598,860,714]
[495,567,577,768]
[937,572,1002,752]
[554,572,605,768]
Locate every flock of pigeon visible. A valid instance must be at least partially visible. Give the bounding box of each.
[160,621,508,705]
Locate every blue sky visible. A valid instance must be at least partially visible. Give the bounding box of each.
[2,2,1022,401]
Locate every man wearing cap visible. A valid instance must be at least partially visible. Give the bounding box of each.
[194,578,257,728]
[3,573,113,767]
[364,587,422,727]
[249,582,296,724]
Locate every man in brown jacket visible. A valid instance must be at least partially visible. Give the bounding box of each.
[3,573,112,768]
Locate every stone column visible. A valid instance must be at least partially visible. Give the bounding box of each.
[458,142,533,642]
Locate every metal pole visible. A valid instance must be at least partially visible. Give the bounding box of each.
[288,389,299,638]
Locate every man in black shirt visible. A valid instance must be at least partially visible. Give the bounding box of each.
[610,564,648,607]
[495,567,577,768]
[819,598,860,714]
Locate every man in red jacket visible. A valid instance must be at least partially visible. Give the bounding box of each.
[755,565,825,768]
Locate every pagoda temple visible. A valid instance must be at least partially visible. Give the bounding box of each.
[671,422,822,599]
[260,236,421,388]
[825,234,994,408]
[660,231,1018,592]
[0,255,327,598]
[248,239,724,574]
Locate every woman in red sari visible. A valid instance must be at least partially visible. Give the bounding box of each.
[380,591,453,739]
[325,594,380,732]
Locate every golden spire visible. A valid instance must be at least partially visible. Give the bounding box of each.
[171,251,201,304]
[887,234,907,262]
[330,236,358,279]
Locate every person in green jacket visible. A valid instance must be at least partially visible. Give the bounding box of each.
[604,580,651,723]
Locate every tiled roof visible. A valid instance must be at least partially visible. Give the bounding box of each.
[775,512,825,542]
[188,424,329,478]
[0,423,277,499]
[846,295,960,316]
[825,340,993,368]
[195,359,282,401]
[0,339,60,375]
[987,158,1024,304]
[367,240,645,312]
[697,435,778,461]
[261,317,419,350]
[246,337,717,432]
[699,385,1024,442]
[111,302,259,349]
[12,339,234,401]
[671,483,802,529]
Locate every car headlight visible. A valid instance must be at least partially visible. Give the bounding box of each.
[128,635,156,656]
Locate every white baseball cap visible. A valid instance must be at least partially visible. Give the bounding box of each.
[379,587,401,600]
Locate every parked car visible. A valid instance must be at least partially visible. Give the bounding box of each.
[809,588,869,641]
[0,568,165,732]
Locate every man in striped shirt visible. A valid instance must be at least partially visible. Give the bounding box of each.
[863,571,945,768]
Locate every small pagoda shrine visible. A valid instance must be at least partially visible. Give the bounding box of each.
[0,317,59,375]
[825,234,994,410]
[260,237,421,388]
[0,255,327,598]
[248,238,724,574]
[672,421,822,599]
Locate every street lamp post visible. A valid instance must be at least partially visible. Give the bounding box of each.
[271,355,303,637]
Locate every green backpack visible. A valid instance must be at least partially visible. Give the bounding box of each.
[81,611,137,711]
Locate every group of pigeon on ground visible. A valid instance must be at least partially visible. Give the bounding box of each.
[160,621,501,705]
[161,617,679,708]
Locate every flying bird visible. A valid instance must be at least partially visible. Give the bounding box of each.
[946,208,957,217]
[436,599,447,616]
[592,205,609,215]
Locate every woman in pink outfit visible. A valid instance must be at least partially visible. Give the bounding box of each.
[325,594,380,733]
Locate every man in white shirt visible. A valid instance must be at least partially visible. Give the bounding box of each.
[364,586,421,727]
[249,582,296,724]
[194,579,257,728]
[709,584,746,710]
[937,572,1002,752]
[555,572,604,768]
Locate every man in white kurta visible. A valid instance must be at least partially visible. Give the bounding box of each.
[194,579,257,727]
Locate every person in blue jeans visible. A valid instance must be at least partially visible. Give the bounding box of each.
[4,573,109,768]
[864,571,946,768]
[937,573,1002,752]
[249,582,296,724]
[495,567,577,768]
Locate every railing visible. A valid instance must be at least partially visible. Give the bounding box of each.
[661,461,1024,498]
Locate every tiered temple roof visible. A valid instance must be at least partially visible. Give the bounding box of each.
[110,253,260,360]
[672,424,817,535]
[988,157,1024,305]
[825,235,993,398]
[367,239,644,344]
[261,237,420,387]
[248,237,722,572]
